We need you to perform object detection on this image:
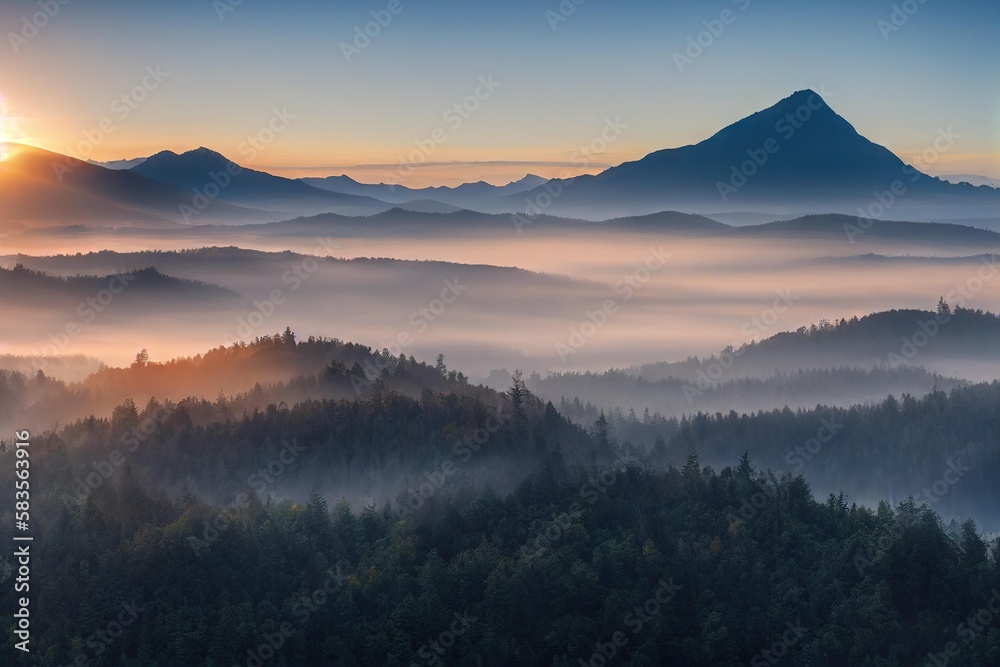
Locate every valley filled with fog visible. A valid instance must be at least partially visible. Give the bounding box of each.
[4,220,999,380]
[4,207,1000,535]
[2,63,1000,663]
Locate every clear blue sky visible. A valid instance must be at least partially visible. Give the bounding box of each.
[2,0,998,185]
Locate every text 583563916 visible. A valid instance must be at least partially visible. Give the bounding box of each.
[12,429,32,654]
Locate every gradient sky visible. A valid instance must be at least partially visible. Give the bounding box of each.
[1,0,998,186]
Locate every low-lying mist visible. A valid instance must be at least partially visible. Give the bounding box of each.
[1,229,997,385]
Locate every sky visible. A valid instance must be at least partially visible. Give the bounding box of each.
[1,0,998,187]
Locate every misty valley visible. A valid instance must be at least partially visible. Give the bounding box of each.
[2,10,1000,664]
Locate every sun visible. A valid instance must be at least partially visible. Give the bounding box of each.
[0,95,9,160]
[0,94,26,161]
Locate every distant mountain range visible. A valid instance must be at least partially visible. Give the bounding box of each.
[940,173,1000,189]
[177,209,1000,249]
[6,90,999,227]
[7,202,1000,251]
[89,156,149,170]
[131,148,389,218]
[302,173,547,209]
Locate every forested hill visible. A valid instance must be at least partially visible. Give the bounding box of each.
[2,455,997,665]
[37,369,597,508]
[0,264,240,306]
[0,332,492,433]
[635,304,1000,382]
[522,365,961,419]
[0,333,999,663]
[678,383,1000,529]
[4,330,606,508]
[578,380,1000,532]
[739,305,1000,365]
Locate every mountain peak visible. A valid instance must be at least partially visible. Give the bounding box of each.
[722,88,843,135]
[187,147,228,160]
[519,88,952,218]
[784,88,825,104]
[147,149,180,160]
[133,147,241,181]
[508,174,547,187]
[756,89,838,123]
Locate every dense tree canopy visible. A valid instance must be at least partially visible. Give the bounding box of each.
[2,334,999,665]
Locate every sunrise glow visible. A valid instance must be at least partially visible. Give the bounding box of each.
[2,4,1000,663]
[0,95,9,161]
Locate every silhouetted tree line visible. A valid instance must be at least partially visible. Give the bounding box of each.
[534,365,959,420]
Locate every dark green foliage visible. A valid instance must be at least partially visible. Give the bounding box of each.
[3,337,1000,665]
[3,453,998,665]
[657,383,1000,531]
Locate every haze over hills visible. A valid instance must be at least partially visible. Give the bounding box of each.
[179,207,731,239]
[6,200,999,257]
[14,201,988,249]
[0,264,241,310]
[485,304,1000,420]
[513,365,963,423]
[9,2,1000,663]
[0,262,247,364]
[735,213,1000,246]
[139,208,1000,249]
[631,305,1000,384]
[230,208,1000,248]
[0,354,103,383]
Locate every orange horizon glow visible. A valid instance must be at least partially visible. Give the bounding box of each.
[5,105,1000,187]
[0,95,13,160]
[8,129,1000,187]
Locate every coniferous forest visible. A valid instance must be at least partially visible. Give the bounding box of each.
[2,335,999,665]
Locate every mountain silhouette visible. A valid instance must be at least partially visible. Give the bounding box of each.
[0,143,261,229]
[132,147,390,218]
[11,91,1000,227]
[303,172,548,208]
[509,90,999,220]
